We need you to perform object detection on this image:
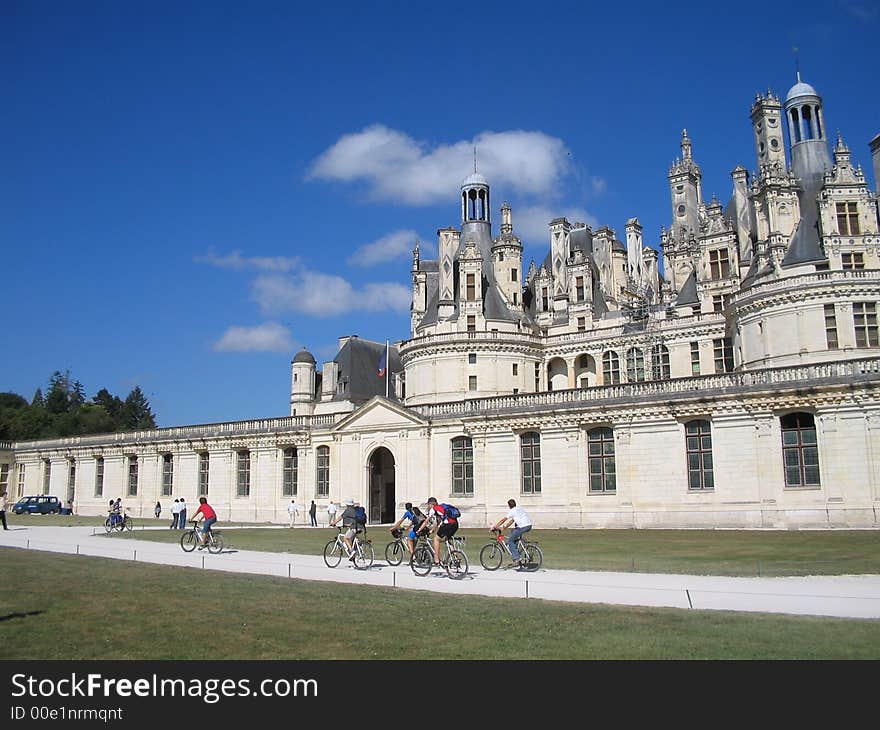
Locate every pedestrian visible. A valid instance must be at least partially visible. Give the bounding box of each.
[178,497,187,528]
[171,498,180,529]
[326,500,337,527]
[287,499,298,528]
[309,500,317,527]
[154,501,162,519]
[0,491,9,530]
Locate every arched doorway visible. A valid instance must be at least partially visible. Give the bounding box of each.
[368,447,395,524]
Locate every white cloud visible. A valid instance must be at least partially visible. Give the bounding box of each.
[308,125,572,205]
[252,271,411,317]
[513,204,599,245]
[195,249,300,272]
[213,322,294,352]
[348,229,423,267]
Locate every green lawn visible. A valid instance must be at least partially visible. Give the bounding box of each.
[1,549,878,660]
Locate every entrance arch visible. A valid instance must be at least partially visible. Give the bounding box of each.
[368,447,396,524]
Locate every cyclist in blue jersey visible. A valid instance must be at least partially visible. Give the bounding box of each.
[389,502,426,559]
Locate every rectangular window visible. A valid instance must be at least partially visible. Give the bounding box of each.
[236,450,250,497]
[67,461,76,504]
[713,337,735,373]
[602,352,621,384]
[690,341,701,375]
[127,456,138,497]
[836,202,860,235]
[468,353,477,364]
[0,464,8,496]
[466,273,476,301]
[161,454,173,497]
[535,363,541,392]
[824,304,838,349]
[198,453,209,497]
[782,413,820,487]
[510,268,518,282]
[283,447,298,497]
[854,302,879,347]
[17,464,25,498]
[467,315,476,333]
[42,459,50,494]
[712,294,730,313]
[468,375,477,391]
[708,249,730,280]
[94,457,104,497]
[451,437,474,496]
[575,276,585,302]
[541,287,549,311]
[842,252,865,270]
[588,427,616,493]
[686,420,714,490]
[512,363,518,376]
[520,432,542,494]
[577,317,586,332]
[316,446,330,497]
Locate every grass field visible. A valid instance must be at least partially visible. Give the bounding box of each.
[1,548,879,660]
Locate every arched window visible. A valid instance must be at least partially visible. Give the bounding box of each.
[283,447,298,496]
[626,348,645,382]
[452,436,474,496]
[781,413,820,487]
[650,344,670,380]
[602,351,620,384]
[588,427,616,492]
[236,450,250,497]
[316,446,330,497]
[685,420,713,490]
[520,432,541,494]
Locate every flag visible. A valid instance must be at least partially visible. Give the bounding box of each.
[378,348,387,378]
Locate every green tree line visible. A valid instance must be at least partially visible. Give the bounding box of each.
[0,370,157,441]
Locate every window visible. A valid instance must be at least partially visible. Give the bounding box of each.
[842,252,865,270]
[198,452,209,497]
[520,432,541,494]
[468,353,477,364]
[466,273,476,301]
[512,363,518,376]
[468,375,477,391]
[575,276,585,302]
[713,337,735,373]
[836,203,860,235]
[824,305,838,349]
[67,461,76,504]
[690,341,701,375]
[650,343,671,380]
[588,427,616,492]
[94,457,104,497]
[161,454,173,496]
[511,268,518,282]
[541,287,550,311]
[316,446,329,497]
[708,249,730,279]
[0,464,8,496]
[127,456,138,497]
[237,450,250,497]
[712,294,731,313]
[781,412,820,487]
[451,436,474,496]
[534,362,541,391]
[17,464,25,498]
[854,302,879,348]
[577,317,586,332]
[602,351,621,384]
[626,348,645,382]
[686,420,714,490]
[42,459,50,494]
[283,447,298,496]
[467,316,476,333]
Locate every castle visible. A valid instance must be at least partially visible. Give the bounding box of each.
[5,74,880,528]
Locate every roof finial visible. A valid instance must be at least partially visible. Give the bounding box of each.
[473,146,477,174]
[793,46,800,82]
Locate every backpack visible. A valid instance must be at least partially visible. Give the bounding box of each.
[354,506,367,526]
[441,503,461,520]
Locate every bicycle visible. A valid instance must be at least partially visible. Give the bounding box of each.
[180,522,224,554]
[480,528,543,572]
[384,528,412,566]
[103,512,133,533]
[323,527,374,569]
[410,532,468,578]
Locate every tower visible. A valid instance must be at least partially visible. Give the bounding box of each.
[750,91,787,170]
[290,349,316,416]
[784,73,832,191]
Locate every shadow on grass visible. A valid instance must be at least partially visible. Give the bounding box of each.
[0,610,45,622]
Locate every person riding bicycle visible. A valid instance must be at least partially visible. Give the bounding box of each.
[189,496,217,550]
[108,498,123,528]
[330,498,361,562]
[389,502,427,559]
[417,497,459,568]
[492,498,532,567]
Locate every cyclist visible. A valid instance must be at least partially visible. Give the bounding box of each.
[417,497,458,567]
[330,498,361,562]
[491,498,533,567]
[108,498,122,528]
[189,496,217,550]
[389,502,426,559]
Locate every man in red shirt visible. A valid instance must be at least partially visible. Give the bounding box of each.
[417,497,459,567]
[190,496,217,549]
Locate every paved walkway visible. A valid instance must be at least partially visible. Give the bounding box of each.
[3,525,880,619]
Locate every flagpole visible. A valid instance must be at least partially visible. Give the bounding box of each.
[385,340,389,398]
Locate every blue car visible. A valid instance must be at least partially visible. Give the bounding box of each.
[13,495,63,515]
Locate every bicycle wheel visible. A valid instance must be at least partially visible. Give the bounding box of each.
[207,532,224,554]
[479,542,504,570]
[520,543,543,572]
[323,538,343,568]
[410,544,434,576]
[445,549,468,579]
[123,516,133,531]
[104,518,113,534]
[385,540,405,566]
[180,530,198,552]
[353,541,374,570]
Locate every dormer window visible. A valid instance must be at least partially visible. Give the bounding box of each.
[836,203,860,235]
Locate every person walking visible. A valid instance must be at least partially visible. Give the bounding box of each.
[178,498,187,529]
[309,500,317,527]
[287,499,298,528]
[0,491,9,530]
[171,499,180,529]
[492,498,533,568]
[154,501,162,520]
[326,500,337,527]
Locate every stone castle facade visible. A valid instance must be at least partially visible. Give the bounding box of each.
[6,74,880,528]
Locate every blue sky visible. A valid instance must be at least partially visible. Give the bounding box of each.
[3,1,878,427]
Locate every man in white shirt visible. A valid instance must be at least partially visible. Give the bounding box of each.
[491,499,533,566]
[326,501,337,527]
[287,499,298,527]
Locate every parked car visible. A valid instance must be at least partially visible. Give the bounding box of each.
[13,495,63,515]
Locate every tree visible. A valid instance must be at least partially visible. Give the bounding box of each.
[45,370,72,415]
[71,381,86,407]
[31,388,44,408]
[122,386,156,430]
